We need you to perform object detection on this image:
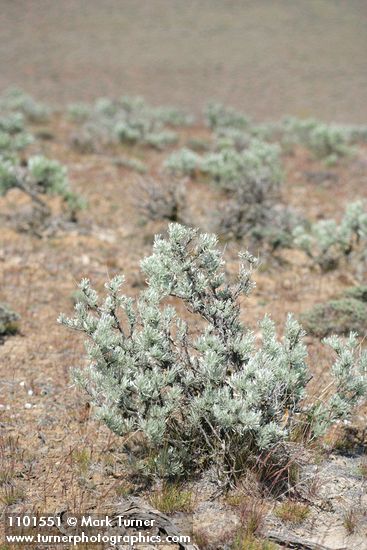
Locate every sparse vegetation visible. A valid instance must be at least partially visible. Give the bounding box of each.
[0,80,366,550]
[200,139,282,192]
[135,177,187,223]
[0,154,85,229]
[343,507,359,535]
[0,484,25,506]
[67,95,192,151]
[274,501,310,525]
[0,112,33,158]
[148,484,193,513]
[358,456,367,479]
[0,87,50,122]
[71,448,92,476]
[282,117,354,163]
[113,156,147,173]
[204,102,250,131]
[300,297,367,338]
[164,148,201,176]
[60,224,367,482]
[231,534,277,550]
[293,201,367,272]
[215,188,298,246]
[0,303,19,337]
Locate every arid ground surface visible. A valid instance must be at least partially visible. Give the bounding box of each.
[1,0,367,122]
[0,112,366,548]
[1,2,367,548]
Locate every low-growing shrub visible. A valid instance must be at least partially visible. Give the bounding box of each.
[67,103,92,123]
[153,106,194,127]
[185,137,211,153]
[216,198,299,248]
[164,148,202,177]
[215,127,250,152]
[293,201,367,272]
[68,95,191,151]
[0,304,20,338]
[300,289,367,338]
[282,117,353,163]
[59,224,367,482]
[0,113,33,158]
[201,139,282,192]
[0,88,50,122]
[143,130,178,150]
[70,124,107,154]
[0,155,84,228]
[135,177,187,223]
[204,102,250,130]
[308,125,351,163]
[113,156,147,174]
[344,285,367,303]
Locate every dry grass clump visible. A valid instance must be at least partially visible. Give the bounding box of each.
[231,534,277,550]
[274,500,310,525]
[358,456,367,479]
[343,507,359,535]
[148,483,194,514]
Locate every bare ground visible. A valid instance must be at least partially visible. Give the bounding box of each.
[1,1,367,122]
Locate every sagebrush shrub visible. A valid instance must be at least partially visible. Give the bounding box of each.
[201,139,282,192]
[293,201,367,272]
[215,127,250,152]
[300,298,367,339]
[113,156,147,174]
[153,106,194,127]
[67,103,91,123]
[0,88,50,122]
[164,148,202,176]
[204,102,249,130]
[68,95,192,151]
[307,124,352,164]
[0,303,19,337]
[216,197,298,248]
[344,285,367,302]
[282,117,352,163]
[60,224,367,482]
[0,113,33,158]
[135,177,187,222]
[0,155,84,225]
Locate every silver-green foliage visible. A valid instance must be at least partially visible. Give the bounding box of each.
[0,155,84,218]
[201,139,282,192]
[68,96,193,151]
[308,333,367,438]
[165,139,282,191]
[0,112,33,158]
[164,148,202,176]
[293,201,367,272]
[0,88,50,122]
[0,303,19,336]
[59,224,366,480]
[282,117,353,163]
[215,127,251,151]
[204,102,249,130]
